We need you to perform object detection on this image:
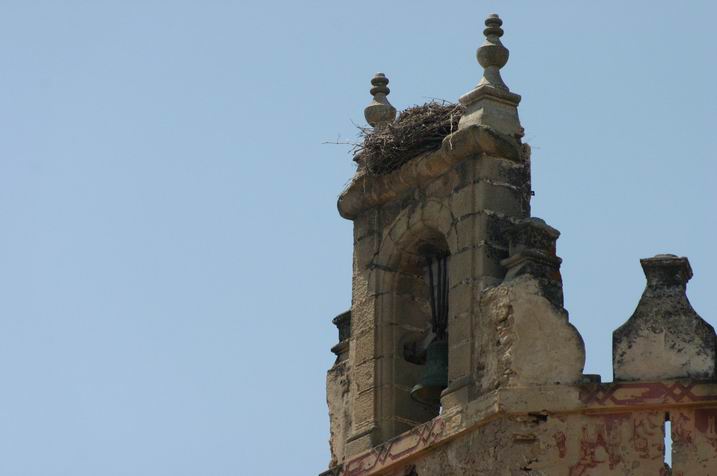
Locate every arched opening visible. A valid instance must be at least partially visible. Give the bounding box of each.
[384,229,450,438]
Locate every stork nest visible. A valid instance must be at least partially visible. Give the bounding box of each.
[355,102,465,175]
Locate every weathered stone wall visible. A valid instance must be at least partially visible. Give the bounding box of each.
[339,381,717,475]
[478,275,584,393]
[409,411,669,475]
[327,359,351,467]
[336,124,532,456]
[327,311,353,467]
[329,254,717,475]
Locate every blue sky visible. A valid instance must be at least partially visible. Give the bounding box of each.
[0,1,715,475]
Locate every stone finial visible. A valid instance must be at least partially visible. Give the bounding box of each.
[613,255,716,382]
[458,14,523,139]
[364,73,397,127]
[477,14,509,91]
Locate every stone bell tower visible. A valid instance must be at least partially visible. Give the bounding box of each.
[323,14,717,476]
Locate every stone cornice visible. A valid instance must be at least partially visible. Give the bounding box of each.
[459,84,521,108]
[337,124,522,220]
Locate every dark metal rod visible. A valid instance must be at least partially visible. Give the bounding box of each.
[427,256,437,334]
[437,258,442,337]
[439,256,448,339]
[426,253,450,339]
[444,257,449,336]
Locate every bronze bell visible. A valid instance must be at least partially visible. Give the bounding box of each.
[410,338,448,407]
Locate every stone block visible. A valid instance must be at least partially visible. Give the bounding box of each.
[613,255,716,381]
[353,208,381,243]
[353,330,376,365]
[391,293,431,329]
[479,275,585,388]
[477,243,509,280]
[449,185,475,219]
[459,87,522,139]
[671,408,717,474]
[475,155,530,187]
[448,341,472,382]
[351,388,377,430]
[449,283,475,317]
[353,232,381,268]
[474,181,526,217]
[452,159,476,191]
[448,247,474,286]
[367,267,397,297]
[440,379,471,411]
[418,199,453,239]
[451,180,528,219]
[344,427,376,458]
[351,268,370,306]
[452,212,512,251]
[352,360,377,395]
[387,212,410,245]
[449,312,471,342]
[378,200,404,230]
[424,167,460,199]
[449,243,507,287]
[326,360,352,467]
[349,298,376,337]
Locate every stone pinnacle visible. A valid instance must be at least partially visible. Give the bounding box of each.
[476,14,510,91]
[364,73,397,127]
[458,13,522,138]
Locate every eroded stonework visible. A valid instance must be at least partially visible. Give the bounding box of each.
[323,13,716,476]
[613,255,716,382]
[478,275,584,392]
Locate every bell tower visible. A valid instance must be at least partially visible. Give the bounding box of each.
[323,13,717,476]
[327,12,580,461]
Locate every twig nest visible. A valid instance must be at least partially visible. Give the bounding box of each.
[355,101,464,175]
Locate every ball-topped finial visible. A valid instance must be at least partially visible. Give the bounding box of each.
[458,13,522,137]
[476,13,510,91]
[483,14,504,37]
[364,72,397,127]
[370,73,390,96]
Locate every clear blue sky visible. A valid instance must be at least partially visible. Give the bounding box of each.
[0,1,715,475]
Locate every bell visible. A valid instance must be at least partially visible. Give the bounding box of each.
[410,338,448,407]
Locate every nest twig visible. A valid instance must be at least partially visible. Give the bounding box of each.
[354,101,465,175]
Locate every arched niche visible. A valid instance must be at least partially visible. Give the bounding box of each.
[375,225,451,440]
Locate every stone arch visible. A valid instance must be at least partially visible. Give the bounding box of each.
[375,200,455,270]
[371,202,454,441]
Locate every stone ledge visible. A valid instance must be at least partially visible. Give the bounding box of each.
[336,380,717,475]
[337,125,523,220]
